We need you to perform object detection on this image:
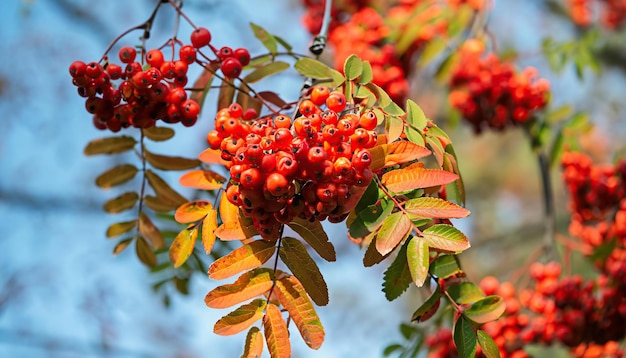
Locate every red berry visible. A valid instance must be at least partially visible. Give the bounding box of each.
[179,45,197,64]
[221,58,242,78]
[69,60,87,77]
[265,172,289,197]
[118,46,137,63]
[106,63,123,80]
[218,46,234,60]
[326,91,346,112]
[146,49,164,68]
[228,103,243,118]
[190,27,212,48]
[84,62,102,79]
[181,99,200,119]
[233,47,250,66]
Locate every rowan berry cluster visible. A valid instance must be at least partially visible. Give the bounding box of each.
[427,267,625,358]
[69,26,251,132]
[568,0,626,29]
[448,40,551,133]
[206,87,378,240]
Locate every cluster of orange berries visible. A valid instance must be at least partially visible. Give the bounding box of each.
[568,0,626,29]
[426,266,625,358]
[448,40,550,133]
[562,151,626,284]
[69,26,251,132]
[206,87,378,240]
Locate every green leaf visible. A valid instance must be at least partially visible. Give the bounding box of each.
[136,237,157,267]
[279,237,328,306]
[350,198,394,238]
[294,57,332,79]
[95,164,138,188]
[406,99,428,130]
[274,35,293,52]
[448,282,486,304]
[406,236,430,287]
[84,136,136,155]
[363,236,388,267]
[359,60,373,84]
[386,115,404,143]
[382,241,412,301]
[106,220,137,238]
[383,344,404,357]
[411,287,442,322]
[417,38,447,67]
[102,192,139,213]
[343,54,363,81]
[143,127,174,142]
[250,23,277,54]
[144,149,201,171]
[422,224,470,253]
[243,61,290,83]
[464,295,506,324]
[429,254,462,279]
[287,218,335,262]
[454,316,477,358]
[477,330,501,358]
[375,211,412,256]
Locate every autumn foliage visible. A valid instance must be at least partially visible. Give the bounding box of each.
[69,0,626,357]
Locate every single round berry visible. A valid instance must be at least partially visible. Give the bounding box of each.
[69,60,87,77]
[190,27,212,48]
[266,172,289,197]
[233,47,250,66]
[179,45,197,64]
[146,49,164,68]
[118,46,137,63]
[218,46,234,60]
[181,99,200,119]
[326,91,347,112]
[221,57,242,78]
[310,85,330,106]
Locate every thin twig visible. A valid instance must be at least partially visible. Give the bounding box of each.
[266,226,285,304]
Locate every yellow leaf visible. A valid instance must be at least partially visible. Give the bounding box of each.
[404,197,470,219]
[169,226,198,268]
[143,195,179,212]
[278,237,328,306]
[138,212,164,249]
[241,327,264,358]
[208,240,276,280]
[113,237,133,255]
[205,268,274,309]
[95,164,138,188]
[179,169,226,190]
[198,148,228,165]
[375,212,412,256]
[145,149,201,171]
[175,200,211,223]
[106,220,137,238]
[263,303,291,358]
[381,163,458,193]
[275,274,325,349]
[214,299,266,336]
[202,207,218,254]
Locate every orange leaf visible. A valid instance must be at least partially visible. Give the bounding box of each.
[169,226,198,268]
[287,218,335,262]
[144,150,201,171]
[202,207,218,254]
[241,327,264,358]
[174,200,211,223]
[205,268,274,309]
[404,197,470,219]
[215,194,258,241]
[138,212,165,249]
[198,148,229,166]
[208,240,276,280]
[263,303,291,358]
[179,169,226,190]
[381,163,458,193]
[370,141,431,171]
[145,169,187,206]
[375,212,412,256]
[275,274,325,349]
[214,299,266,336]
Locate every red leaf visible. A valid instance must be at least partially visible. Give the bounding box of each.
[381,163,458,193]
[370,141,431,171]
[179,169,226,190]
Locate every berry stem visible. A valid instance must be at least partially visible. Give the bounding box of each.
[266,225,285,304]
[537,151,556,260]
[166,0,198,30]
[136,130,148,237]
